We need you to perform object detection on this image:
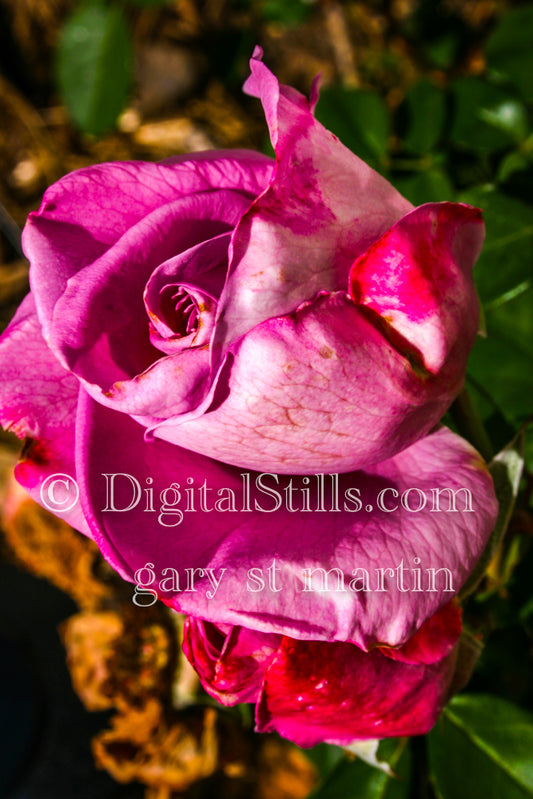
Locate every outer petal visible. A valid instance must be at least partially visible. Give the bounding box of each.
[349,202,484,375]
[77,392,497,649]
[214,49,412,355]
[183,618,280,704]
[379,601,462,665]
[151,292,464,473]
[0,294,89,534]
[23,151,273,343]
[256,636,458,746]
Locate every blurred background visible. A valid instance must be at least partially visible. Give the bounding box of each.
[1,1,532,798]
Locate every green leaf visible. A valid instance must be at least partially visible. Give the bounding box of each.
[525,426,533,476]
[344,740,392,776]
[260,0,313,25]
[316,87,390,171]
[462,188,533,425]
[126,0,171,5]
[450,78,526,154]
[498,151,532,183]
[402,79,446,153]
[487,6,533,102]
[423,33,458,70]
[392,167,454,206]
[307,739,410,799]
[467,286,533,425]
[460,433,525,599]
[460,186,533,307]
[429,695,533,798]
[56,1,133,136]
[304,743,344,780]
[478,101,528,144]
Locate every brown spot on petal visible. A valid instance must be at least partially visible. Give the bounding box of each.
[356,305,431,379]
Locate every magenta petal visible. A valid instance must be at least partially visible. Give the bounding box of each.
[45,190,252,391]
[183,618,280,704]
[78,392,497,649]
[23,152,273,342]
[379,601,462,665]
[256,636,458,746]
[349,202,484,375]
[151,292,465,473]
[0,294,89,534]
[215,51,411,354]
[144,233,229,355]
[93,234,234,421]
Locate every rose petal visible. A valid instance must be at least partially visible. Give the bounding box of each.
[150,292,464,472]
[144,232,229,355]
[214,50,411,356]
[77,392,497,649]
[46,190,252,389]
[183,617,280,704]
[28,192,255,423]
[23,152,273,343]
[256,636,458,746]
[349,202,484,375]
[0,294,89,534]
[379,601,462,665]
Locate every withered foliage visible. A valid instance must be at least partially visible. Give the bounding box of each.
[1,480,317,798]
[2,478,113,609]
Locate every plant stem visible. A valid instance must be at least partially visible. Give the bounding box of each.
[449,387,494,462]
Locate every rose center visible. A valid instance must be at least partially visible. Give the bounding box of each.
[161,285,200,338]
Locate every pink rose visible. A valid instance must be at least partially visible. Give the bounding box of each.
[0,50,497,672]
[183,602,463,746]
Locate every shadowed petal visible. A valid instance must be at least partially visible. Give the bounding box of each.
[45,190,252,392]
[23,152,273,344]
[77,392,497,649]
[183,617,280,704]
[379,601,462,665]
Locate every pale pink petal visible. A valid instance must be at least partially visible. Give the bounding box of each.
[150,292,463,473]
[77,391,497,649]
[214,50,412,355]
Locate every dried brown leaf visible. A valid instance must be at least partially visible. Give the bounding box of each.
[257,738,318,799]
[61,611,124,711]
[93,703,218,792]
[2,479,113,609]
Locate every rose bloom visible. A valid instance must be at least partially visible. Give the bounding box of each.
[0,50,497,744]
[184,603,465,746]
